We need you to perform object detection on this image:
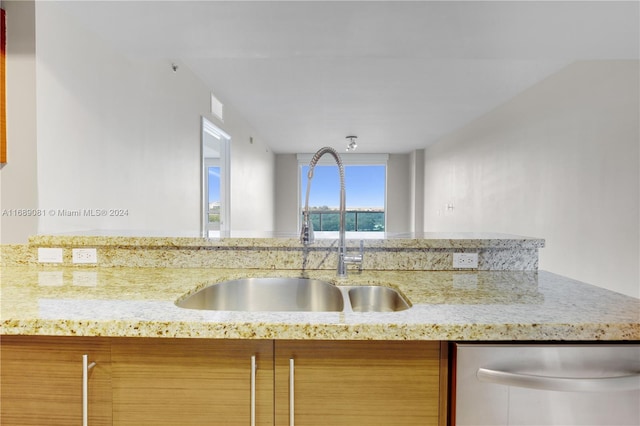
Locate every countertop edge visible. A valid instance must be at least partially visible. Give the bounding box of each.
[2,320,638,341]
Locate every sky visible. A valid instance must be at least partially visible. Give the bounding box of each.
[209,164,385,208]
[208,167,220,202]
[301,165,385,208]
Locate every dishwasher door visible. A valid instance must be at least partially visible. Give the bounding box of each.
[453,343,640,426]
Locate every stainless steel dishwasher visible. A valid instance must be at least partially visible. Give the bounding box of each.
[452,343,640,426]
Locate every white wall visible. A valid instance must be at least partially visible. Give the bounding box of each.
[274,154,299,236]
[30,2,274,237]
[224,110,275,234]
[424,61,639,298]
[386,153,412,234]
[408,149,424,234]
[0,0,38,243]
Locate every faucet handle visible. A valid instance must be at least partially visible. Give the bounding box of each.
[300,220,315,245]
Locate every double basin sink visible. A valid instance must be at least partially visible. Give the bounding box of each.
[176,277,410,313]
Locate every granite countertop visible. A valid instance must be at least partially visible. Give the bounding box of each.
[28,232,546,249]
[1,266,638,341]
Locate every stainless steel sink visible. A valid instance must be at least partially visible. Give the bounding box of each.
[176,277,344,312]
[347,286,411,312]
[176,277,411,313]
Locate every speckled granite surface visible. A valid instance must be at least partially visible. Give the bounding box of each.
[27,233,545,248]
[2,233,543,270]
[1,266,637,341]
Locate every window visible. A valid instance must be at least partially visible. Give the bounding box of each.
[202,117,230,238]
[205,161,221,230]
[298,154,388,237]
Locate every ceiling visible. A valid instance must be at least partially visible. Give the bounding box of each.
[57,1,639,154]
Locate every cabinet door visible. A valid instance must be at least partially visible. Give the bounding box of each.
[275,340,442,426]
[0,335,112,426]
[112,338,274,426]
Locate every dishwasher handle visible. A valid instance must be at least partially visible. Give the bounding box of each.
[477,368,640,393]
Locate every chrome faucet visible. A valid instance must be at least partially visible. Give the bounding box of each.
[300,146,363,277]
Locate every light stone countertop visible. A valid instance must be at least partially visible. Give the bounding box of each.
[4,233,545,271]
[1,266,638,341]
[27,232,545,249]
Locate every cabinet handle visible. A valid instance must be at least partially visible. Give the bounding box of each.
[289,358,295,426]
[250,355,256,426]
[82,354,96,426]
[477,368,640,392]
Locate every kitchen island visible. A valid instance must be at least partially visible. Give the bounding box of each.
[1,234,638,426]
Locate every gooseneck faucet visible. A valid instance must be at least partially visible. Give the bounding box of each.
[301,146,363,277]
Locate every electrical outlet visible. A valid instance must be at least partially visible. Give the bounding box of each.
[72,248,97,264]
[38,247,63,263]
[453,253,478,269]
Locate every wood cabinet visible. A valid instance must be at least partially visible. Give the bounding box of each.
[1,336,446,426]
[112,339,444,426]
[275,340,444,426]
[0,336,112,426]
[111,338,274,426]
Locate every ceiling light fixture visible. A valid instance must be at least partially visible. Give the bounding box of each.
[346,135,358,152]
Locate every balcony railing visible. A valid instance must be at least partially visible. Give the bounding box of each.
[303,209,385,232]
